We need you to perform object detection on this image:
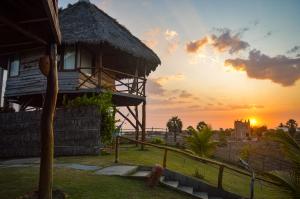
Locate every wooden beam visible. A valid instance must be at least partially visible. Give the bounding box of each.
[0,18,48,27]
[38,44,58,199]
[126,106,142,129]
[135,105,139,146]
[116,109,136,129]
[141,101,146,150]
[42,0,61,44]
[0,68,3,107]
[0,16,47,45]
[0,41,34,48]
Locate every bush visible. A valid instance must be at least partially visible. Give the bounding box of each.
[63,92,116,145]
[240,144,251,161]
[151,137,164,145]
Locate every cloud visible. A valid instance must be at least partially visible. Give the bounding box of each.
[186,37,208,53]
[142,28,161,49]
[225,49,300,86]
[287,45,300,54]
[264,31,272,38]
[143,40,158,49]
[146,79,165,95]
[210,29,250,54]
[154,73,185,85]
[165,29,178,41]
[179,90,193,98]
[186,29,249,54]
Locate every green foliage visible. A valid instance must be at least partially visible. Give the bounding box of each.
[196,121,208,131]
[151,137,164,145]
[266,130,300,199]
[166,116,183,133]
[185,126,218,157]
[64,92,116,145]
[239,144,251,161]
[286,119,298,137]
[218,131,228,147]
[193,167,205,180]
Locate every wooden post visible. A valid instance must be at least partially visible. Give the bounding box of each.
[135,105,139,147]
[115,136,120,163]
[97,52,102,88]
[163,149,168,168]
[218,165,224,189]
[38,44,58,199]
[0,68,3,107]
[141,101,146,150]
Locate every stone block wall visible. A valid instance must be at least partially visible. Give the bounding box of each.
[0,106,101,158]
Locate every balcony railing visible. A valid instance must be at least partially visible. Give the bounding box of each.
[77,66,146,97]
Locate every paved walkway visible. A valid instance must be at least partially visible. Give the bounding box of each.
[0,158,138,176]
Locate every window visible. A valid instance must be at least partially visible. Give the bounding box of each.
[9,55,20,77]
[63,47,76,70]
[80,48,93,76]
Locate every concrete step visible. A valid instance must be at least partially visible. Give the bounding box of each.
[95,165,138,176]
[177,185,193,194]
[193,192,209,199]
[130,170,151,178]
[162,180,180,188]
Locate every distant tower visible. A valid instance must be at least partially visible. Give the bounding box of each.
[234,120,251,140]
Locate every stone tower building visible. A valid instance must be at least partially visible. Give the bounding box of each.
[234,120,251,140]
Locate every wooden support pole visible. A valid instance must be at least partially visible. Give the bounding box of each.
[141,101,146,150]
[38,44,58,199]
[163,149,168,168]
[218,165,224,189]
[135,105,139,147]
[97,52,102,88]
[116,109,136,130]
[0,68,3,107]
[115,136,120,163]
[127,106,142,129]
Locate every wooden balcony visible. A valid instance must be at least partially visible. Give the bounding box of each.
[77,66,146,106]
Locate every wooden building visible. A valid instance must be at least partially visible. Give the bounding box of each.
[1,0,161,144]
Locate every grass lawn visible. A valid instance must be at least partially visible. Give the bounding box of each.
[56,145,289,199]
[0,166,191,199]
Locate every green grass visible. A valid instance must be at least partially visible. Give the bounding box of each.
[0,167,191,199]
[56,145,289,199]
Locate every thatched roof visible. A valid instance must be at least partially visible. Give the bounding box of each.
[59,1,161,73]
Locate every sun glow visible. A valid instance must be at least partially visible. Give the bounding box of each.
[249,118,258,126]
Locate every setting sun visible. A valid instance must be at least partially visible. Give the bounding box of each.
[249,118,258,126]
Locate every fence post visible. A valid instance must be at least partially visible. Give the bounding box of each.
[115,136,120,163]
[163,149,168,168]
[218,165,224,189]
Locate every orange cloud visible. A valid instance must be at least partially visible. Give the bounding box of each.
[186,37,208,53]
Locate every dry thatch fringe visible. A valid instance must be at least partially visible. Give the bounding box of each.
[59,1,161,69]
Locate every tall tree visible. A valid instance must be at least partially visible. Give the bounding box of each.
[166,116,183,142]
[286,119,298,137]
[186,126,218,157]
[196,121,208,131]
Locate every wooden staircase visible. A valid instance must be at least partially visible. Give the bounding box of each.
[126,167,243,199]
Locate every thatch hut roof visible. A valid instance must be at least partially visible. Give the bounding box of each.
[59,1,161,75]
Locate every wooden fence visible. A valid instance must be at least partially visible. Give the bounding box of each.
[114,136,280,190]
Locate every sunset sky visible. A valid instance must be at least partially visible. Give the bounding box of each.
[60,0,300,129]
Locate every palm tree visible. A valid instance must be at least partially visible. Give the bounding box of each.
[196,121,208,131]
[286,119,298,137]
[266,130,300,199]
[186,126,218,157]
[166,116,183,142]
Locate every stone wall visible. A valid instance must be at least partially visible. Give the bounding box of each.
[0,106,101,158]
[214,140,292,171]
